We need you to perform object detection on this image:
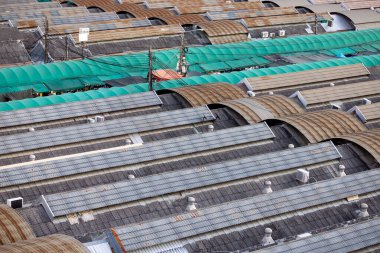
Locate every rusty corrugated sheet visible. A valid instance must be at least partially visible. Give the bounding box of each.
[333,129,380,163]
[277,110,367,143]
[72,24,184,44]
[59,0,174,18]
[0,204,35,245]
[197,20,248,37]
[160,14,207,25]
[167,83,247,107]
[0,234,90,253]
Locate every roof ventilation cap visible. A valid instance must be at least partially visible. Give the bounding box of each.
[29,154,36,161]
[95,116,105,123]
[208,124,214,132]
[262,180,273,194]
[186,197,197,211]
[296,233,312,239]
[128,174,135,180]
[363,98,372,105]
[288,144,295,149]
[330,82,335,87]
[268,91,274,95]
[296,169,309,183]
[125,139,132,145]
[87,118,96,124]
[261,228,275,246]
[338,164,346,177]
[28,127,35,132]
[247,91,255,97]
[358,203,369,218]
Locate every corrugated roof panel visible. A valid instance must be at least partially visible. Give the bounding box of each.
[296,80,380,107]
[242,63,370,93]
[278,110,366,143]
[256,218,380,253]
[43,142,340,217]
[333,128,380,163]
[0,123,274,188]
[0,106,215,155]
[0,91,162,129]
[112,169,380,251]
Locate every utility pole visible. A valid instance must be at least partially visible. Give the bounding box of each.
[178,34,187,76]
[65,35,69,61]
[44,16,49,64]
[148,47,153,91]
[314,13,318,35]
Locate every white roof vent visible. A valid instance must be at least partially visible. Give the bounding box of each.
[363,98,372,105]
[247,91,255,97]
[29,154,36,161]
[268,91,274,95]
[186,197,197,211]
[261,228,275,246]
[288,144,295,149]
[296,233,312,239]
[262,180,273,194]
[208,124,214,133]
[125,139,132,145]
[128,174,135,180]
[7,197,23,209]
[357,203,369,218]
[95,116,105,122]
[338,164,346,177]
[28,127,35,132]
[87,118,96,124]
[330,82,335,87]
[296,169,309,183]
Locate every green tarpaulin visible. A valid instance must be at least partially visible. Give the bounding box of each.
[1,53,380,111]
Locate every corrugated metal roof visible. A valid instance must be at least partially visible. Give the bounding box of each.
[266,0,312,7]
[241,63,370,93]
[333,128,380,162]
[207,7,298,21]
[72,24,184,44]
[294,80,380,107]
[0,204,35,245]
[0,106,215,156]
[277,110,367,143]
[343,0,380,10]
[43,142,339,217]
[112,169,380,251]
[164,83,247,107]
[0,124,274,189]
[244,12,332,28]
[255,218,380,253]
[352,102,380,123]
[50,18,152,35]
[49,12,119,26]
[336,9,380,25]
[0,2,60,12]
[0,91,162,129]
[0,234,90,253]
[218,95,303,124]
[196,20,249,44]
